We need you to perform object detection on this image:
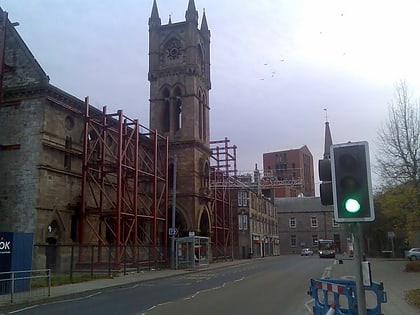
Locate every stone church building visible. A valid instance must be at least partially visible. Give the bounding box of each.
[0,0,234,271]
[148,0,213,238]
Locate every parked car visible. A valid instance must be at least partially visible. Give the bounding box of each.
[301,248,314,256]
[405,248,420,261]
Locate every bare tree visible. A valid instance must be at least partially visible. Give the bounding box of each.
[376,81,420,186]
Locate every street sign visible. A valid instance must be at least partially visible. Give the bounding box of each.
[168,228,178,236]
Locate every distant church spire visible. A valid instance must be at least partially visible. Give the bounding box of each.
[323,109,333,159]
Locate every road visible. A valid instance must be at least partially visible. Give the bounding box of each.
[5,256,333,315]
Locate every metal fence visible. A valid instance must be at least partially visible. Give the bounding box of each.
[34,244,169,280]
[0,269,51,304]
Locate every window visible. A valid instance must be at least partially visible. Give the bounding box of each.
[290,235,297,247]
[238,190,248,207]
[312,235,318,246]
[238,214,248,230]
[289,217,296,228]
[311,216,318,228]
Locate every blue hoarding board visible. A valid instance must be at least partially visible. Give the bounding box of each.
[0,232,34,294]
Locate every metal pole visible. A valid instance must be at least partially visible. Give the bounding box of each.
[70,244,74,281]
[353,223,367,315]
[170,155,177,269]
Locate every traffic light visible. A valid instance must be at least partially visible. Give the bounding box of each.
[331,141,375,222]
[319,159,333,205]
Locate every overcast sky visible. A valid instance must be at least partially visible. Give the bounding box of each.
[3,0,420,190]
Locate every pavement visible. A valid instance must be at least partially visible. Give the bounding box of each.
[326,256,420,315]
[0,256,418,314]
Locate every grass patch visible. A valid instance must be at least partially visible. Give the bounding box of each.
[405,289,420,310]
[405,261,420,272]
[31,273,112,289]
[404,261,420,310]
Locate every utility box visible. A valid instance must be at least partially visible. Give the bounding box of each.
[0,232,34,294]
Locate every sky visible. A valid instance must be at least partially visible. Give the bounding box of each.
[2,0,420,191]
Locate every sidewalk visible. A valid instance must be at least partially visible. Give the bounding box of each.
[329,256,419,315]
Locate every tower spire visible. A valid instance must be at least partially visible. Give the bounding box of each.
[149,0,161,28]
[200,8,210,37]
[185,0,198,24]
[323,109,333,159]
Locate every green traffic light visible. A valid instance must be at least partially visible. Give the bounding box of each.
[345,198,361,213]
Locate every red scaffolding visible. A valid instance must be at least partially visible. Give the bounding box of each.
[209,138,237,260]
[80,97,168,268]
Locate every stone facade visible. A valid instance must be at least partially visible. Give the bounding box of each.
[275,197,348,255]
[233,188,280,259]
[0,9,166,271]
[0,11,89,270]
[148,0,213,237]
[0,1,223,270]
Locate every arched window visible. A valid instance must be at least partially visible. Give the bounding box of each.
[173,87,182,131]
[162,88,170,132]
[199,89,203,140]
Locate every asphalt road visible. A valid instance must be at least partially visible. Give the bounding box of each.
[144,255,332,315]
[5,256,332,315]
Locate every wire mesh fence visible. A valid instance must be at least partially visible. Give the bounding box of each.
[0,269,51,304]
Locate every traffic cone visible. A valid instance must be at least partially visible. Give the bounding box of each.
[326,302,336,315]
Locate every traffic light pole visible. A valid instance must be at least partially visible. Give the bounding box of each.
[170,155,177,269]
[352,222,367,315]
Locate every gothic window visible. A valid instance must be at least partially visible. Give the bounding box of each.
[201,91,207,141]
[198,90,202,139]
[198,89,205,140]
[162,88,170,133]
[46,220,59,244]
[166,40,182,60]
[173,87,182,131]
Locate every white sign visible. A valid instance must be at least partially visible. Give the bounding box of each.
[168,228,178,236]
[189,231,195,237]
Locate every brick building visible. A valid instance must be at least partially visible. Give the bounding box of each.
[262,145,315,198]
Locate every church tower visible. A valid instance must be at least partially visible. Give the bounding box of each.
[148,0,212,237]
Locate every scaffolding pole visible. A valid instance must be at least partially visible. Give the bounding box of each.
[80,99,168,268]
